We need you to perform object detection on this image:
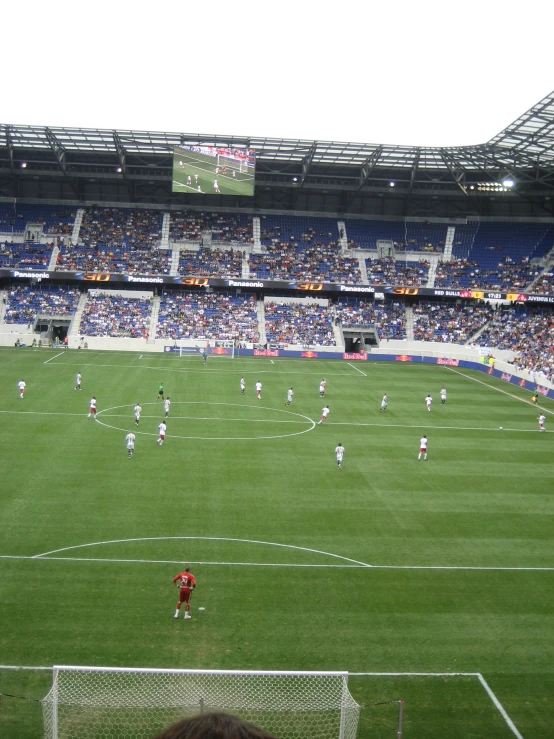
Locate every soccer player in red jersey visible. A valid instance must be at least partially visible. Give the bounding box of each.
[173,567,197,619]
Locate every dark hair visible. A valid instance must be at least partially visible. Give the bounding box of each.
[154,712,279,738]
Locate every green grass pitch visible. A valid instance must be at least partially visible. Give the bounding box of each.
[172,149,254,196]
[0,347,552,737]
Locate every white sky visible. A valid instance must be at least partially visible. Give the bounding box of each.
[5,1,554,147]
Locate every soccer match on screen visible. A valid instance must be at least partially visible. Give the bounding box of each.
[172,145,256,196]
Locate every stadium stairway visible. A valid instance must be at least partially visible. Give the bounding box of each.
[405,305,414,340]
[241,252,250,278]
[443,225,455,260]
[356,252,370,283]
[71,209,85,245]
[170,245,181,276]
[466,319,491,345]
[524,250,554,292]
[252,217,261,250]
[256,300,267,345]
[338,220,348,252]
[425,255,440,287]
[160,213,170,249]
[147,295,161,343]
[332,318,345,350]
[67,292,89,338]
[48,245,59,271]
[0,290,6,323]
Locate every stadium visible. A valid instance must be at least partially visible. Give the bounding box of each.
[0,88,553,739]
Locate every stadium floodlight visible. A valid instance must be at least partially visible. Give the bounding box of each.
[502,178,515,188]
[20,162,27,168]
[42,666,361,739]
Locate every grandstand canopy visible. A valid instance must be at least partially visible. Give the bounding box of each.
[2,91,554,219]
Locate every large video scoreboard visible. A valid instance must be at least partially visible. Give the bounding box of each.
[172,145,255,196]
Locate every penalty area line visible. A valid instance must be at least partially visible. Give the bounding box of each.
[0,555,551,572]
[43,351,65,364]
[348,362,367,377]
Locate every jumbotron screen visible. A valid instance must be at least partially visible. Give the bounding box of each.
[172,145,255,196]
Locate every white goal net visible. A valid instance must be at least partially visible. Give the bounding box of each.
[42,667,360,739]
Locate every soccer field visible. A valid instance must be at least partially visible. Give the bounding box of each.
[0,348,552,738]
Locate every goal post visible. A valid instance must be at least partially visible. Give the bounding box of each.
[42,666,361,739]
[211,339,235,358]
[216,153,251,174]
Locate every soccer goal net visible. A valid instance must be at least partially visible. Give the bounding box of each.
[42,667,360,739]
[217,154,251,174]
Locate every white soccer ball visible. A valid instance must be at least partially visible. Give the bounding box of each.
[499,426,503,430]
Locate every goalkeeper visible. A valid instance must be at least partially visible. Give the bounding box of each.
[173,567,197,620]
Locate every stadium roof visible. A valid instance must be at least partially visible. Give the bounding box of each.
[1,90,554,213]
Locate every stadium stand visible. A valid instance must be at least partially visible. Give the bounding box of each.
[531,270,554,295]
[169,211,252,243]
[264,301,335,346]
[0,204,76,236]
[79,207,163,249]
[445,222,554,290]
[412,301,494,342]
[55,244,171,274]
[0,242,53,268]
[345,219,446,252]
[4,285,81,324]
[250,242,361,283]
[364,257,429,286]
[474,306,554,381]
[334,299,407,340]
[79,294,152,338]
[156,291,259,342]
[178,247,243,278]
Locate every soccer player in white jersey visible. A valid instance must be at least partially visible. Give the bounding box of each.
[319,379,326,397]
[440,386,447,405]
[88,396,97,418]
[187,175,192,185]
[335,443,345,469]
[215,166,219,175]
[240,377,245,395]
[380,393,388,412]
[538,414,546,431]
[75,373,82,391]
[18,379,26,398]
[418,435,428,460]
[213,179,220,193]
[157,422,167,446]
[317,406,330,425]
[286,387,294,406]
[134,404,142,427]
[194,174,198,184]
[126,432,136,459]
[256,381,262,399]
[164,397,171,418]
[232,170,236,179]
[426,394,433,412]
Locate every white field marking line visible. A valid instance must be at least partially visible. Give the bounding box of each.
[325,420,550,434]
[95,401,316,441]
[351,672,524,739]
[0,410,89,418]
[348,362,367,377]
[0,555,369,568]
[43,351,65,364]
[43,360,354,377]
[0,554,552,571]
[270,359,274,365]
[105,413,309,425]
[31,535,372,565]
[447,366,554,416]
[477,673,524,739]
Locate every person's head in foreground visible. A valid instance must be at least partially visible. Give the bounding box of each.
[154,711,279,739]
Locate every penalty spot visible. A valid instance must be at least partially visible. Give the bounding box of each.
[198,607,205,611]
